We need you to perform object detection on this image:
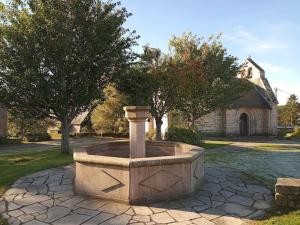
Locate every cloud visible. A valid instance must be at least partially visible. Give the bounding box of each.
[223,26,288,53]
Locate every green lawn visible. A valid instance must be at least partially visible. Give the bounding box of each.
[256,210,300,225]
[0,148,73,195]
[201,140,232,149]
[255,143,300,151]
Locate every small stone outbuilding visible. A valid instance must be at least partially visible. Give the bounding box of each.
[195,58,278,136]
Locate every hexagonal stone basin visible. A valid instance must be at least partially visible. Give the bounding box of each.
[73,140,204,204]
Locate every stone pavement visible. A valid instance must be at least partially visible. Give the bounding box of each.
[0,164,273,225]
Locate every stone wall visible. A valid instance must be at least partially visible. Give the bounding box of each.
[275,178,300,209]
[0,107,7,137]
[196,107,272,136]
[195,109,225,136]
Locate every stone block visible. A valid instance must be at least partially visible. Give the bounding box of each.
[275,178,300,209]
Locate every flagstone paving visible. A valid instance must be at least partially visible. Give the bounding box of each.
[1,164,273,225]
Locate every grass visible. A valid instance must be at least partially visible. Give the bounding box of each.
[201,140,232,149]
[0,217,9,225]
[0,148,73,195]
[256,209,300,225]
[255,143,300,151]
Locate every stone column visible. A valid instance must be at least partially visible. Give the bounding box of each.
[124,106,150,158]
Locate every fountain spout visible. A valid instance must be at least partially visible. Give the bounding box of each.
[123,106,150,158]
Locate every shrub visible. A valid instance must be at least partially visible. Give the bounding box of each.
[165,127,203,146]
[146,129,156,140]
[285,126,300,139]
[23,133,51,142]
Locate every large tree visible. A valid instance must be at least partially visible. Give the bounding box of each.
[169,33,247,127]
[0,0,137,153]
[281,94,300,126]
[118,46,179,140]
[91,84,128,136]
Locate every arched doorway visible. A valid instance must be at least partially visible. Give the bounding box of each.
[240,113,249,136]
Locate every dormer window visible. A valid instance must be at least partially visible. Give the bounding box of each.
[246,67,253,78]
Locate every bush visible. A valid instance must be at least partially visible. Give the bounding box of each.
[165,127,203,146]
[285,127,300,139]
[0,137,22,145]
[146,129,156,140]
[23,133,51,142]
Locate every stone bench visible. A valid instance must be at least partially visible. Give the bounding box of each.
[275,178,300,209]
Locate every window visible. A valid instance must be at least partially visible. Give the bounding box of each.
[247,67,253,78]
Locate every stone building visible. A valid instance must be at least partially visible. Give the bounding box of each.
[0,105,7,137]
[195,58,278,136]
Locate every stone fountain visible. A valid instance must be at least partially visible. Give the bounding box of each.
[74,106,204,204]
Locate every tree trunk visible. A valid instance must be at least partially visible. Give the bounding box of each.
[155,117,163,141]
[61,119,71,154]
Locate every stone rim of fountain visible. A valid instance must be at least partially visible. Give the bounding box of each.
[74,140,204,168]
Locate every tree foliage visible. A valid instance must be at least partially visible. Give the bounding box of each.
[0,0,137,153]
[91,84,128,136]
[169,32,247,127]
[117,46,179,140]
[8,110,55,138]
[278,94,300,126]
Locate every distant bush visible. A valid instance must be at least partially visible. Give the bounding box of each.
[165,127,203,146]
[23,133,51,142]
[285,126,300,140]
[146,129,156,141]
[0,137,22,145]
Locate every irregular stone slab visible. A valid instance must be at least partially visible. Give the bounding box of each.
[7,202,21,211]
[5,188,27,196]
[81,212,114,225]
[8,209,24,217]
[193,204,210,212]
[253,200,271,210]
[101,214,131,225]
[125,208,135,215]
[192,217,216,225]
[40,199,54,207]
[49,185,72,192]
[22,203,47,214]
[53,190,73,198]
[58,196,85,207]
[23,220,49,225]
[7,217,21,225]
[100,202,130,215]
[212,215,245,225]
[246,185,271,194]
[200,208,227,221]
[132,215,150,222]
[169,221,193,225]
[220,191,235,199]
[73,208,99,217]
[227,195,254,207]
[167,209,200,222]
[44,206,71,222]
[76,199,106,210]
[0,200,6,213]
[52,214,91,225]
[14,195,51,206]
[18,214,34,223]
[246,210,266,219]
[151,212,175,223]
[218,203,254,217]
[132,206,153,215]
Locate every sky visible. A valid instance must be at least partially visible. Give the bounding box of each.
[121,0,300,105]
